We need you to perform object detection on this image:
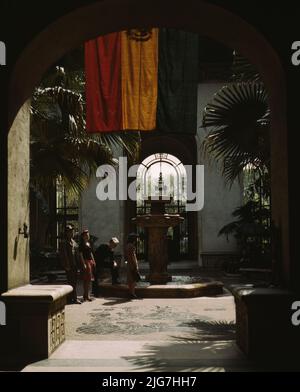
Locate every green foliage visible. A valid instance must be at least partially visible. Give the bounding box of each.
[202,82,270,184]
[219,200,271,267]
[231,51,261,82]
[30,66,140,197]
[203,53,272,267]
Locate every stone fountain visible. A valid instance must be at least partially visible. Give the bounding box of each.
[98,171,224,298]
[132,172,184,284]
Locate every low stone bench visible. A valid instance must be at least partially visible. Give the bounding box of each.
[0,284,72,367]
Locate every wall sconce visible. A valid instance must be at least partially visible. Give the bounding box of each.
[19,223,29,239]
[0,41,6,66]
[0,301,6,326]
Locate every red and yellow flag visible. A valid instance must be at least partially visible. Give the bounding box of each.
[85,28,198,134]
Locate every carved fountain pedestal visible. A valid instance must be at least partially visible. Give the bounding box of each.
[133,197,184,284]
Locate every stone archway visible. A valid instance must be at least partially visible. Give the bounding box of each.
[6,0,288,295]
[2,0,292,367]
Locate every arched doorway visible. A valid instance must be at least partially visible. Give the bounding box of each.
[5,0,288,289]
[135,153,189,262]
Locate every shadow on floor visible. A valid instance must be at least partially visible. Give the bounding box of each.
[119,320,242,372]
[122,338,300,372]
[102,298,132,306]
[173,319,236,341]
[121,319,300,372]
[122,339,250,372]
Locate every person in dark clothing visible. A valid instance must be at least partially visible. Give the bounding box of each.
[92,237,120,296]
[59,225,81,304]
[79,229,96,301]
[125,233,140,299]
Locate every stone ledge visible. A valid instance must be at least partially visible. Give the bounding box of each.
[229,284,294,301]
[99,281,223,298]
[1,284,73,302]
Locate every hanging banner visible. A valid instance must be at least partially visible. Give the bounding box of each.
[85,29,198,134]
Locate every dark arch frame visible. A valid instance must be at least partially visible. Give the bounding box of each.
[7,0,289,286]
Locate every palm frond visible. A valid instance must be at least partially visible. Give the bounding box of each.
[31,67,141,198]
[93,132,141,162]
[201,82,270,184]
[231,51,261,82]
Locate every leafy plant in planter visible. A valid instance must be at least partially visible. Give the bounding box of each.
[219,200,271,268]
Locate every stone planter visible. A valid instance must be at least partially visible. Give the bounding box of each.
[230,285,300,366]
[0,284,72,367]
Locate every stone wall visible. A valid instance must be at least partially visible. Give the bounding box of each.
[79,149,125,253]
[7,102,30,289]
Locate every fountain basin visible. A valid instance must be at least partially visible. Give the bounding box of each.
[98,280,224,298]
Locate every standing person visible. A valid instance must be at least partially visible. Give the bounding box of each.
[79,229,96,302]
[125,233,140,299]
[59,225,81,304]
[93,237,120,296]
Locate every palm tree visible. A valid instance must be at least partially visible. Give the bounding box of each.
[201,82,270,184]
[202,52,270,183]
[202,52,272,268]
[30,65,140,252]
[30,66,140,197]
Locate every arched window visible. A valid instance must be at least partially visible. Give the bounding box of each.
[136,153,187,206]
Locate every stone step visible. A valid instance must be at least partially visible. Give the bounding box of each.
[22,339,254,372]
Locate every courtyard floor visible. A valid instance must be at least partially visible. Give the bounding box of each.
[24,295,254,372]
[23,266,274,372]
